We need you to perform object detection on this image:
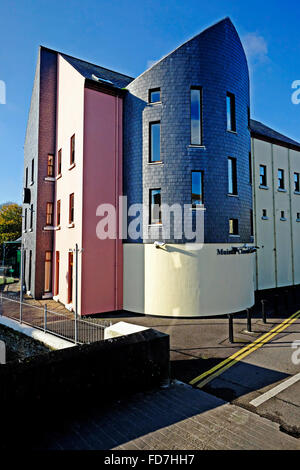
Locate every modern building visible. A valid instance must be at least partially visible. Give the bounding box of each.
[22,17,300,317]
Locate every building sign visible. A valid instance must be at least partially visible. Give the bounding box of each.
[217,246,255,256]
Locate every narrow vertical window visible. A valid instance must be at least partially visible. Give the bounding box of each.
[30,204,33,230]
[226,92,236,132]
[68,252,73,303]
[47,154,54,177]
[70,134,75,165]
[25,168,28,188]
[28,250,32,291]
[149,88,161,103]
[149,122,161,162]
[149,189,161,224]
[294,172,300,192]
[57,149,62,175]
[229,218,239,235]
[260,165,267,187]
[228,157,237,195]
[44,251,52,293]
[46,202,53,226]
[55,251,60,296]
[69,193,74,224]
[24,208,27,231]
[57,200,61,226]
[192,171,203,207]
[191,87,202,145]
[249,152,252,184]
[31,159,34,183]
[278,169,285,190]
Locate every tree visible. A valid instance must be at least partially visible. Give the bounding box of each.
[0,203,22,261]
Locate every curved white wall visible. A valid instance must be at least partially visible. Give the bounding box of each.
[124,244,255,317]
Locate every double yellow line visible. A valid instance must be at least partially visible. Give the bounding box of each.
[189,310,300,389]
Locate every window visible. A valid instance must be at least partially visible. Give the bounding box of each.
[69,193,74,224]
[30,204,33,230]
[278,169,285,190]
[57,149,62,175]
[229,218,239,235]
[68,252,73,303]
[70,134,75,165]
[228,157,237,195]
[31,159,34,183]
[46,202,53,226]
[249,152,252,184]
[260,165,267,187]
[294,173,300,192]
[44,251,52,293]
[226,92,236,132]
[57,200,61,226]
[28,250,32,292]
[24,208,27,231]
[149,189,161,224]
[281,210,286,219]
[47,155,54,177]
[149,122,161,162]
[149,88,160,103]
[192,171,203,207]
[262,209,267,217]
[191,87,202,145]
[25,168,28,188]
[297,212,300,220]
[55,251,60,296]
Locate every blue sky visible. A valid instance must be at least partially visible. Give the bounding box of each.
[0,0,299,204]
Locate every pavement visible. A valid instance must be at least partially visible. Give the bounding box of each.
[33,381,299,450]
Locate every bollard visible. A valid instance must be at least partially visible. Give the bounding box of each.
[228,314,234,343]
[44,304,47,333]
[246,308,252,332]
[261,299,267,324]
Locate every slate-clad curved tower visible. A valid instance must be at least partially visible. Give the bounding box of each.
[123,18,255,317]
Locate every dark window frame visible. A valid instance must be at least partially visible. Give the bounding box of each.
[149,88,161,103]
[149,188,162,225]
[46,202,54,226]
[226,92,236,132]
[260,165,267,187]
[149,121,161,163]
[57,200,61,226]
[31,159,34,184]
[70,134,75,165]
[191,170,204,208]
[229,218,239,235]
[69,193,74,224]
[294,172,300,192]
[57,149,62,176]
[228,157,238,195]
[190,86,203,146]
[47,154,54,177]
[278,169,285,190]
[44,251,52,293]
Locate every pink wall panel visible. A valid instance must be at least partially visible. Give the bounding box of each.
[81,88,123,315]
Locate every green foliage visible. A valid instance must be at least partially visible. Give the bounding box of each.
[0,203,22,259]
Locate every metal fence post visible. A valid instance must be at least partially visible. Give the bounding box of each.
[228,314,234,343]
[74,244,78,345]
[261,299,266,324]
[246,308,252,332]
[44,304,47,333]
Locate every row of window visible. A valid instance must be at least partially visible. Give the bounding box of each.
[25,159,35,187]
[148,89,242,162]
[45,134,75,179]
[43,194,74,228]
[259,165,300,192]
[261,209,300,220]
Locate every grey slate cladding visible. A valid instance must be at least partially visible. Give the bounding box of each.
[250,119,300,150]
[124,18,252,244]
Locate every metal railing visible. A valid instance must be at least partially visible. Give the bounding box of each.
[0,292,111,344]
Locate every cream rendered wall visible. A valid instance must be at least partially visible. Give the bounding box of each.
[124,244,254,317]
[252,138,276,289]
[53,55,85,312]
[272,144,293,287]
[290,149,300,284]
